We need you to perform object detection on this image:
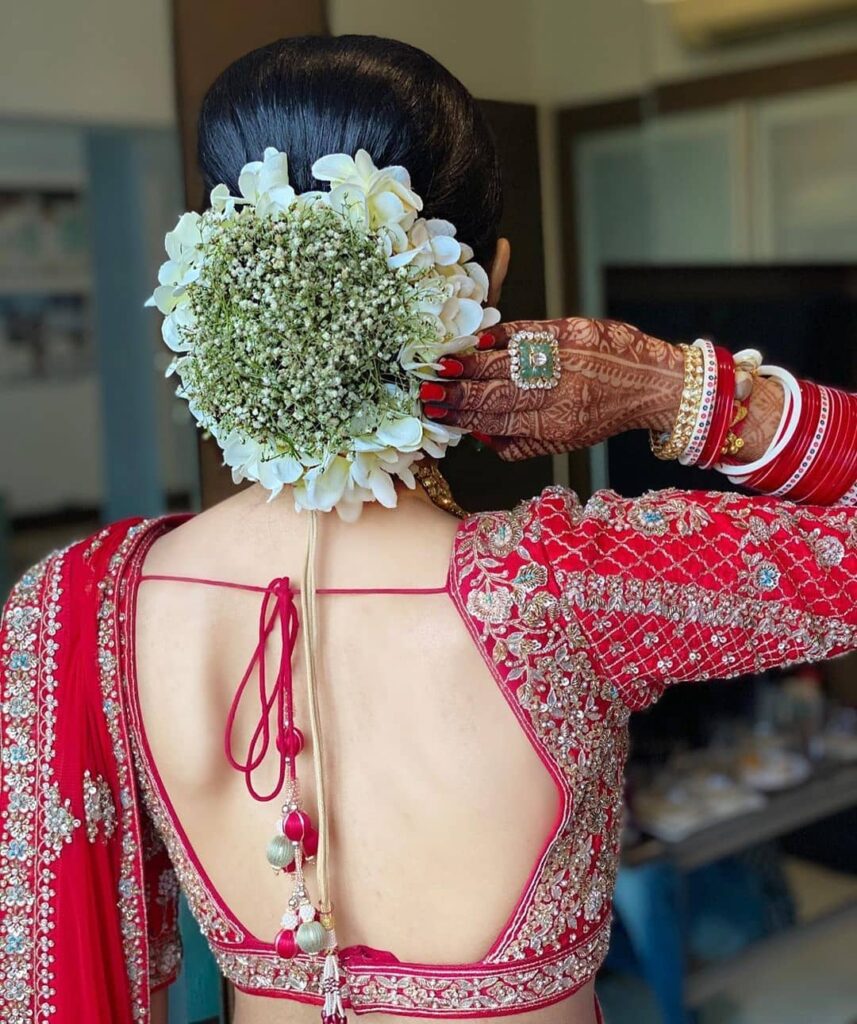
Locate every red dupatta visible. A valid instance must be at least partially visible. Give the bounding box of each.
[0,518,182,1024]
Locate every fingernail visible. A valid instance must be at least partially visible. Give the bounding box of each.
[477,332,496,350]
[424,404,448,420]
[471,431,493,444]
[420,382,447,402]
[438,357,464,378]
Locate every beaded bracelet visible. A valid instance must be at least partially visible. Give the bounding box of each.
[678,339,718,466]
[650,343,705,461]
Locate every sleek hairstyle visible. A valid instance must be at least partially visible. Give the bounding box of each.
[197,35,503,265]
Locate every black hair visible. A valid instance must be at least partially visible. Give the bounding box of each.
[197,35,503,265]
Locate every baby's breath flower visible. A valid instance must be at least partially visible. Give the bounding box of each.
[148,147,499,518]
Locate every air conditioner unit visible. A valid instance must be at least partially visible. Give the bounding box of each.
[670,0,857,46]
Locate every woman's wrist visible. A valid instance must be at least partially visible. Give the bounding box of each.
[628,334,686,434]
[634,338,784,462]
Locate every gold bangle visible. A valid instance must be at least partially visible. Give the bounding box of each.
[650,344,705,461]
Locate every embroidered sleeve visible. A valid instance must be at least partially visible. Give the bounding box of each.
[141,807,183,989]
[537,487,857,711]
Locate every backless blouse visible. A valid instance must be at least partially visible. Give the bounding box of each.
[1,486,855,1023]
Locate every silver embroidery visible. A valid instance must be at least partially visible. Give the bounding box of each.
[96,522,155,1022]
[82,770,117,843]
[453,494,626,972]
[0,552,67,1023]
[42,784,81,860]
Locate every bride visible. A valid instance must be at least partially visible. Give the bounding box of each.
[1,34,854,1024]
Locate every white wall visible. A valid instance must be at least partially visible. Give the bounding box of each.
[328,0,539,101]
[0,0,175,125]
[3,1,857,122]
[331,0,857,104]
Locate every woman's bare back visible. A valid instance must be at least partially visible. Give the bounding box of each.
[134,485,598,1024]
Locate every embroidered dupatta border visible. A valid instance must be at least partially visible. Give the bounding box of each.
[95,521,161,1023]
[0,552,68,1023]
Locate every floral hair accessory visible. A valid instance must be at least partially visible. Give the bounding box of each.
[147,147,500,519]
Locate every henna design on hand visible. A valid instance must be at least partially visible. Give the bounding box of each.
[438,317,785,467]
[443,318,684,459]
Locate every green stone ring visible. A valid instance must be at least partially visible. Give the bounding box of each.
[508,330,561,390]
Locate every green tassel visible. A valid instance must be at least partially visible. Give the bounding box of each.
[266,834,294,870]
[296,920,326,954]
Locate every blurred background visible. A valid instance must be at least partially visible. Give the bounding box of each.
[1,2,856,1022]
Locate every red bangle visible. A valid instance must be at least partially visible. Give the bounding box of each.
[794,386,840,502]
[799,388,857,503]
[754,381,821,494]
[698,347,735,469]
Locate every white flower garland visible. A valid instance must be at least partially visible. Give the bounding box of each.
[148,147,500,519]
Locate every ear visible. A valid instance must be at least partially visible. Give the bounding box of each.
[487,237,511,307]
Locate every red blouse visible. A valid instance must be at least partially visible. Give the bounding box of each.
[1,486,855,1023]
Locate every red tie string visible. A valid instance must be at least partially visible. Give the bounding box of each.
[223,576,300,802]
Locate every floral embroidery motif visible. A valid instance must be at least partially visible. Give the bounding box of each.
[588,488,713,537]
[806,530,845,568]
[466,588,513,624]
[753,560,781,591]
[82,770,117,843]
[0,552,67,1023]
[42,784,81,859]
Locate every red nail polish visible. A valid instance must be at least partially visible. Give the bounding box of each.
[477,333,496,350]
[438,358,464,378]
[471,431,493,444]
[420,382,447,402]
[424,404,448,420]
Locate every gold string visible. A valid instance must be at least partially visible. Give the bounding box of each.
[299,510,333,919]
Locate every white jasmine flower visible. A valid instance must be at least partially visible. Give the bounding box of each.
[407,219,462,267]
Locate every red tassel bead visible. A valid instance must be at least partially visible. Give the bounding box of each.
[275,929,297,959]
[303,828,319,858]
[283,810,312,841]
[276,727,305,757]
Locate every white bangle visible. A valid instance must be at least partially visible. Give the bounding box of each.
[717,365,802,480]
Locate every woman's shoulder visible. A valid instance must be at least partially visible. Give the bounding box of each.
[456,484,798,573]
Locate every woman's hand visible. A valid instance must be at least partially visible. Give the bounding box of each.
[421,318,685,461]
